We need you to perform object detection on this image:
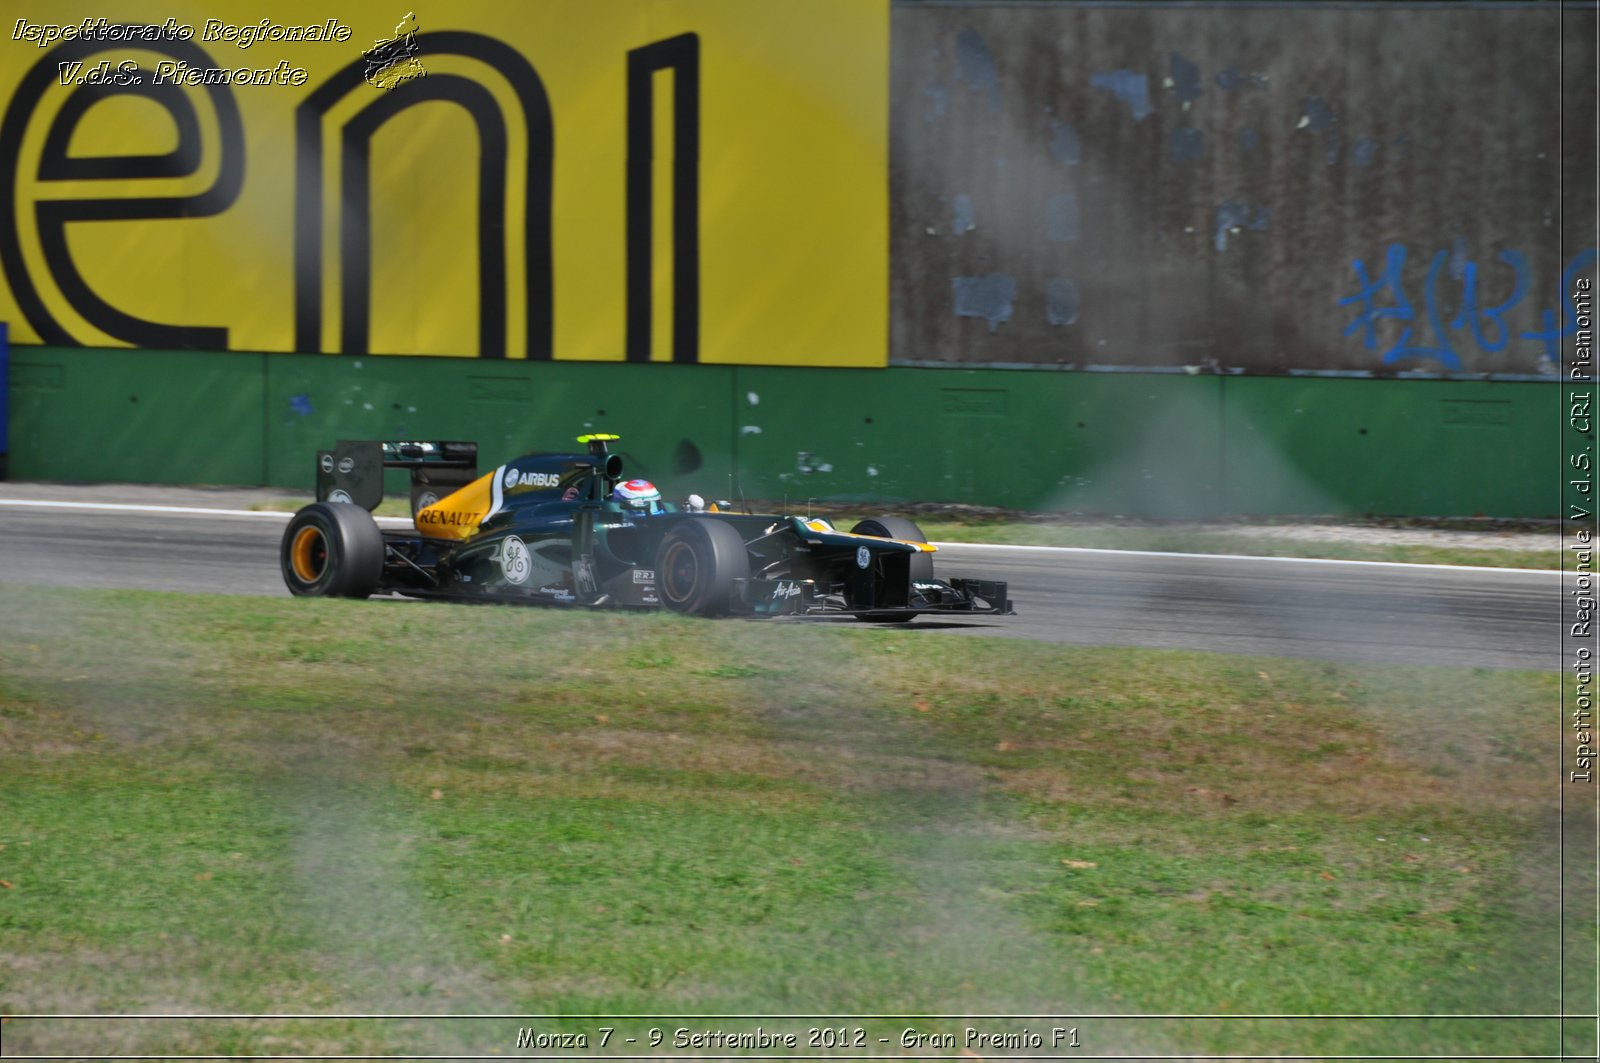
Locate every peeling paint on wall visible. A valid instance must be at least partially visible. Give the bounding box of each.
[1046,278,1080,326]
[1169,51,1203,104]
[1214,202,1271,252]
[1240,126,1260,152]
[1215,67,1267,90]
[1300,96,1337,131]
[952,273,1017,332]
[1296,96,1342,164]
[1352,137,1379,167]
[795,451,833,475]
[1090,69,1152,120]
[1046,194,1080,242]
[955,27,1002,112]
[953,193,977,233]
[1049,118,1083,165]
[924,82,950,122]
[1169,126,1204,163]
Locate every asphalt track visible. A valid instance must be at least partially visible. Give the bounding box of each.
[0,498,1567,671]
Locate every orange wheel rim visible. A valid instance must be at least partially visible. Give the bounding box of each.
[291,526,326,583]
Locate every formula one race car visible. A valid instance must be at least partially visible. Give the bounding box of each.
[279,435,1012,621]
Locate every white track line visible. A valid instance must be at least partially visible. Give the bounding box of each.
[0,498,1568,574]
[930,540,1565,576]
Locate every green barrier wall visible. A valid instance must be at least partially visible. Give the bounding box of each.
[4,347,1569,519]
[8,347,268,486]
[1223,377,1565,518]
[729,367,1224,517]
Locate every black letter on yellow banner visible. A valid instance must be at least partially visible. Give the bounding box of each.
[295,32,553,358]
[0,34,243,347]
[626,33,700,364]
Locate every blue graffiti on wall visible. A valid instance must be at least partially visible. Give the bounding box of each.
[1339,244,1598,369]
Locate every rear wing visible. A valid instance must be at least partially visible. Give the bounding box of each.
[316,440,479,514]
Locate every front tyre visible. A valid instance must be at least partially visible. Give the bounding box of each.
[850,515,933,623]
[281,502,384,598]
[655,518,750,616]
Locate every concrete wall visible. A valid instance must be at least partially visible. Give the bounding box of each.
[6,347,1568,518]
[891,2,1597,376]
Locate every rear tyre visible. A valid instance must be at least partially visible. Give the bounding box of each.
[281,502,384,598]
[655,518,750,616]
[850,515,933,623]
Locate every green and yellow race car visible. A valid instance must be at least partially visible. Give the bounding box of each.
[280,434,1012,621]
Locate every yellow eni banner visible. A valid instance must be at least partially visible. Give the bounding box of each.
[0,2,887,365]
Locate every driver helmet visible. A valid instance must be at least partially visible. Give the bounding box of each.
[613,478,664,515]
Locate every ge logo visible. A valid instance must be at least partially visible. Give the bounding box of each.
[501,535,531,584]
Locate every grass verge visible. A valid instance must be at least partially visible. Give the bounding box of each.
[0,584,1583,1057]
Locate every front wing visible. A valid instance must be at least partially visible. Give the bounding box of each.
[741,576,1013,618]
